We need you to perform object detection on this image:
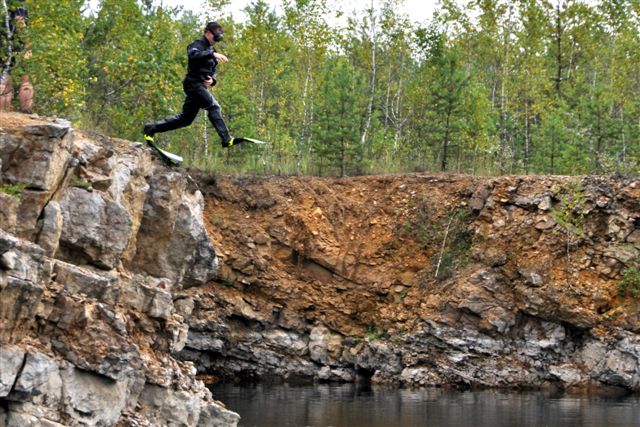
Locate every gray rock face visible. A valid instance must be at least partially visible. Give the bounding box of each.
[0,120,72,191]
[36,201,63,257]
[0,346,25,397]
[132,173,218,288]
[0,116,236,427]
[138,384,203,427]
[60,365,130,426]
[59,187,133,269]
[6,115,638,424]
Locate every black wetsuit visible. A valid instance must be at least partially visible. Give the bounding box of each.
[146,36,231,144]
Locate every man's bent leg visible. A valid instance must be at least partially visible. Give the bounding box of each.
[187,83,233,146]
[206,98,232,146]
[147,96,200,136]
[143,92,200,141]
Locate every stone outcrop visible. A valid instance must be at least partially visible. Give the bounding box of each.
[179,173,640,393]
[0,113,238,426]
[2,111,639,425]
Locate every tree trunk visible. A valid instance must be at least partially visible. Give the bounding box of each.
[340,136,345,177]
[554,0,563,98]
[1,0,14,76]
[297,65,311,173]
[524,99,530,174]
[441,102,452,172]
[620,107,626,171]
[499,5,513,174]
[360,0,377,160]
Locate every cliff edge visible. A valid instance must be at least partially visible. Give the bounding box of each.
[2,111,639,426]
[0,113,239,427]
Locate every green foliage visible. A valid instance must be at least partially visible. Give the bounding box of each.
[365,326,388,341]
[619,266,640,299]
[551,181,588,238]
[398,198,434,249]
[551,180,593,267]
[312,57,365,176]
[0,182,26,197]
[219,277,236,288]
[70,174,91,190]
[399,202,473,283]
[22,0,87,117]
[6,0,640,176]
[434,209,473,281]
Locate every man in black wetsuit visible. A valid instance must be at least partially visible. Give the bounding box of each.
[143,21,235,148]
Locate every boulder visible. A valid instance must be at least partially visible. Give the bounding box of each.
[36,201,63,257]
[138,384,202,427]
[59,186,132,269]
[0,121,72,192]
[0,278,45,343]
[131,171,217,287]
[13,189,52,240]
[0,346,25,397]
[0,193,19,230]
[53,260,121,306]
[197,403,240,427]
[60,365,130,426]
[10,353,63,411]
[308,325,342,365]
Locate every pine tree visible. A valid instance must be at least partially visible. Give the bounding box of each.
[312,57,364,176]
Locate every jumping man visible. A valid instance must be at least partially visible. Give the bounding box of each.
[143,21,236,148]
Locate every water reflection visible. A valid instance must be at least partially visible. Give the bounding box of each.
[210,383,640,427]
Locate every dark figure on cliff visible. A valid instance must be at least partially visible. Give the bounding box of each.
[143,21,236,148]
[0,0,34,113]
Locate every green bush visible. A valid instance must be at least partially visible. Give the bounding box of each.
[0,183,27,198]
[366,326,389,341]
[619,267,640,299]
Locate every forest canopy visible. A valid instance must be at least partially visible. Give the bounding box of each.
[3,0,639,176]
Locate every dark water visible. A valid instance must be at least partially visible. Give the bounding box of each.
[211,383,640,427]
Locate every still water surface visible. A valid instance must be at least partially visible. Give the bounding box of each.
[211,383,640,427]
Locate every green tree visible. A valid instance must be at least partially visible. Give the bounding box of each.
[312,57,364,176]
[22,0,86,117]
[282,0,329,172]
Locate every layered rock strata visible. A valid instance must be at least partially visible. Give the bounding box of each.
[0,113,239,426]
[179,173,640,392]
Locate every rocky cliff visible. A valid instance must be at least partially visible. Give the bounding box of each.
[0,113,239,426]
[180,172,640,392]
[1,112,639,427]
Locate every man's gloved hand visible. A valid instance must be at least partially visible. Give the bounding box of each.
[213,52,228,63]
